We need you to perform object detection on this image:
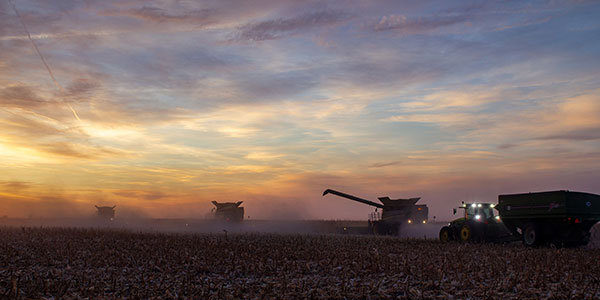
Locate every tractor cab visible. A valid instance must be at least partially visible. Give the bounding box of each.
[454,202,500,223]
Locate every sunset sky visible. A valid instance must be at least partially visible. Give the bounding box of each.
[1,0,600,220]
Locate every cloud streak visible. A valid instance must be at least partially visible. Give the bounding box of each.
[234,10,351,41]
[0,85,46,107]
[1,0,600,219]
[373,14,467,34]
[7,0,81,121]
[114,6,216,25]
[368,161,402,168]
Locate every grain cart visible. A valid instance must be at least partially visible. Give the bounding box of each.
[323,189,428,235]
[211,201,244,222]
[495,190,600,246]
[439,202,511,243]
[439,190,600,246]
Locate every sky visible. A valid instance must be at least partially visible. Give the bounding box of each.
[1,0,600,220]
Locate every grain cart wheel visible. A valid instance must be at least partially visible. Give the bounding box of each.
[460,224,472,242]
[523,223,542,246]
[439,226,452,242]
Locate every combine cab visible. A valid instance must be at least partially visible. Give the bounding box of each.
[323,189,428,235]
[211,201,244,222]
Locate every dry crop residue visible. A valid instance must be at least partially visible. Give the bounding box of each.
[0,227,599,299]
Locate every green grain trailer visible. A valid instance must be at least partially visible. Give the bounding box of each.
[495,190,600,246]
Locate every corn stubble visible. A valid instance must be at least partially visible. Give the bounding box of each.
[1,227,599,299]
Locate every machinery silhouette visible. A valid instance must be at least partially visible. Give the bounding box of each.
[323,189,428,235]
[95,205,116,220]
[211,201,244,222]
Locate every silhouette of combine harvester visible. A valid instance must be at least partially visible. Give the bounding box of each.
[323,189,428,235]
[211,201,244,222]
[95,205,116,220]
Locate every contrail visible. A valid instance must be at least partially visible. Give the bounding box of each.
[7,0,81,121]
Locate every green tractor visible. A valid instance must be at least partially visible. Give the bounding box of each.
[440,191,600,246]
[439,202,511,242]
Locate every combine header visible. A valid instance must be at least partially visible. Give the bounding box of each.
[323,189,428,235]
[211,201,244,222]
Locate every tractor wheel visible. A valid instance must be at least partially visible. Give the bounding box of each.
[460,224,472,242]
[522,223,542,246]
[439,226,452,242]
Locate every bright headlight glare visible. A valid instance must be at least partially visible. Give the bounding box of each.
[475,214,481,220]
[471,203,476,207]
[477,204,482,207]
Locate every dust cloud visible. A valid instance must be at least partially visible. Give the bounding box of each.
[398,222,445,239]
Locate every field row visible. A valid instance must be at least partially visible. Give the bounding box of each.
[1,227,599,299]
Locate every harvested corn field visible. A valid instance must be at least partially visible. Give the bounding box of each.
[1,227,599,300]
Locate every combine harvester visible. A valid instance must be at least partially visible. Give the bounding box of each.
[440,190,600,246]
[95,205,116,220]
[211,201,244,222]
[323,189,428,235]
